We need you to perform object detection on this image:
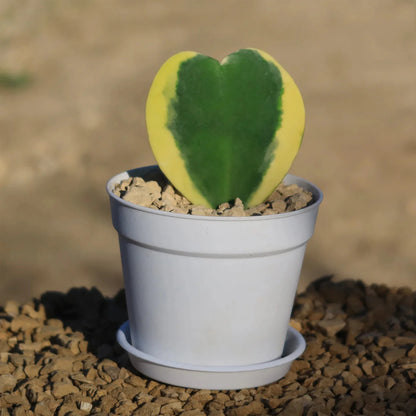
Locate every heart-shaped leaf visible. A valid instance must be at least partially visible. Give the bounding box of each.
[146,48,305,208]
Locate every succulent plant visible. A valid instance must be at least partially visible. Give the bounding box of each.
[146,48,305,208]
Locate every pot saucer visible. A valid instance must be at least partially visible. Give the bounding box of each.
[117,321,306,390]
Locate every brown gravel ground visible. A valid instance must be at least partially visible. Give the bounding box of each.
[0,277,415,415]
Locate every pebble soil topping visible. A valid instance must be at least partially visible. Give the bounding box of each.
[113,176,313,216]
[0,277,415,415]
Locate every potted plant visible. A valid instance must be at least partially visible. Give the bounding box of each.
[107,49,323,390]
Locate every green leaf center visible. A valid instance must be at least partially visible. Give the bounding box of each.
[167,49,283,207]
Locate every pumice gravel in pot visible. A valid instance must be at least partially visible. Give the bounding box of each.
[107,48,323,389]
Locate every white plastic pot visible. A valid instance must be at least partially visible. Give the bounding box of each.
[107,166,323,387]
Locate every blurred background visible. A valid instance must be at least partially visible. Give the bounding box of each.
[0,0,415,304]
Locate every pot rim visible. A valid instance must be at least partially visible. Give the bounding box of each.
[106,165,323,222]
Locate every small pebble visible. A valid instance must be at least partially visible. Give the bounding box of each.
[78,401,92,412]
[317,318,346,336]
[0,374,17,393]
[52,381,79,398]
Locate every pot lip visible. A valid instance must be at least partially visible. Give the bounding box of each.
[117,321,306,372]
[106,165,323,221]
